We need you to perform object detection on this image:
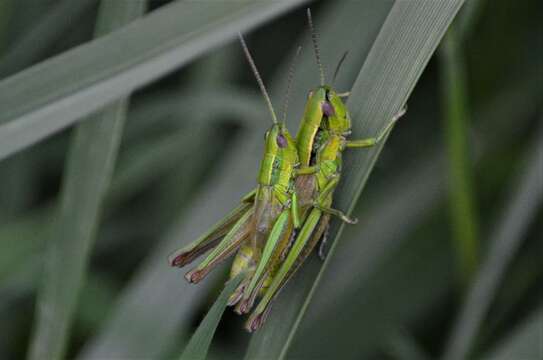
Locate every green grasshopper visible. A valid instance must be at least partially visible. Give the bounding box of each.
[168,34,302,312]
[245,9,406,331]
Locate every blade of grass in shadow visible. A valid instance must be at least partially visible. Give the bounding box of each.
[26,2,146,360]
[440,26,480,286]
[0,0,310,162]
[385,328,431,360]
[482,306,543,360]
[457,0,486,42]
[78,101,266,359]
[179,274,243,360]
[79,13,280,355]
[293,212,455,359]
[442,122,543,360]
[246,1,464,358]
[479,239,543,343]
[126,88,262,142]
[0,0,13,54]
[0,89,263,300]
[0,0,97,78]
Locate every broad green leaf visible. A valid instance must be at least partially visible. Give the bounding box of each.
[0,0,310,162]
[180,275,243,360]
[26,2,146,360]
[246,1,464,358]
[442,126,543,360]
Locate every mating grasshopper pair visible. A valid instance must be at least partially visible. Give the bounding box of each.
[169,9,405,332]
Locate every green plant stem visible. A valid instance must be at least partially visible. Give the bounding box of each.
[180,275,244,360]
[442,125,543,360]
[440,29,480,286]
[26,2,146,360]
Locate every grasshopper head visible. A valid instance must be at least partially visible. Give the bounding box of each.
[305,85,352,135]
[264,123,297,162]
[321,86,352,135]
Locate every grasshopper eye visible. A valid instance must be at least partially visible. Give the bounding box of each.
[276,134,287,148]
[307,90,314,99]
[264,131,270,140]
[322,101,335,117]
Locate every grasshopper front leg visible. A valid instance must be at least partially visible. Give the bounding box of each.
[345,108,406,148]
[312,175,357,224]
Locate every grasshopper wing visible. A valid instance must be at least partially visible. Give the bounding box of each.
[168,201,252,267]
[185,208,254,283]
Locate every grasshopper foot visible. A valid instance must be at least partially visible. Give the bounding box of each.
[168,252,190,267]
[235,298,253,315]
[246,306,272,332]
[228,282,246,307]
[185,269,206,284]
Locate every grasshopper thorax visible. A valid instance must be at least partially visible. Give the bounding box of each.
[258,123,298,187]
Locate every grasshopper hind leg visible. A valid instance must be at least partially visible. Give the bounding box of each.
[185,209,254,283]
[168,202,252,267]
[246,211,330,332]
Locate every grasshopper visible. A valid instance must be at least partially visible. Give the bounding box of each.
[168,35,303,313]
[245,9,406,331]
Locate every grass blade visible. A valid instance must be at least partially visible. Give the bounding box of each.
[298,65,542,322]
[0,0,97,78]
[0,0,13,53]
[442,122,543,360]
[0,0,310,162]
[482,306,543,360]
[78,94,266,359]
[440,30,480,285]
[26,2,146,360]
[246,1,464,358]
[179,275,243,360]
[385,328,431,360]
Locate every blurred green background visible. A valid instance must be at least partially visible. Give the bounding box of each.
[0,0,541,359]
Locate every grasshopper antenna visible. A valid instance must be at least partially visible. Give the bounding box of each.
[307,8,325,86]
[239,33,278,124]
[281,45,302,124]
[332,51,349,87]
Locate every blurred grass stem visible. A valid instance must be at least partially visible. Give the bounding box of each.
[26,2,146,359]
[440,28,480,285]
